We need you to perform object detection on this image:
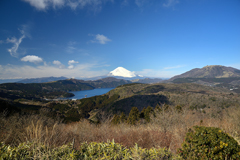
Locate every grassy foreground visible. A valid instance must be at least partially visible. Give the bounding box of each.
[1,104,240,159]
[0,141,177,159]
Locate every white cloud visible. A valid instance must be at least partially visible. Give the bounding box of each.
[6,37,17,43]
[22,0,65,10]
[6,24,31,58]
[90,34,111,44]
[21,55,43,63]
[68,60,79,69]
[0,63,108,79]
[53,60,62,65]
[7,35,25,58]
[53,60,65,68]
[163,0,179,8]
[23,0,112,11]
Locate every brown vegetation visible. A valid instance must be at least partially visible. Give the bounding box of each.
[1,104,240,155]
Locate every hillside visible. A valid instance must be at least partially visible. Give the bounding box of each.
[167,65,240,93]
[0,77,132,100]
[67,82,238,122]
[17,76,68,83]
[170,65,240,81]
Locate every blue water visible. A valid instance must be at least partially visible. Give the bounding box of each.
[62,88,115,100]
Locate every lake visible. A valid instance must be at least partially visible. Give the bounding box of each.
[61,88,115,100]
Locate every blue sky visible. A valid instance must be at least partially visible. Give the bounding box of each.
[0,0,240,79]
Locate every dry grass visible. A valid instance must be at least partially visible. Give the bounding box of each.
[1,105,240,154]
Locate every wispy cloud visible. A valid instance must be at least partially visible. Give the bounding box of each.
[22,0,112,12]
[6,24,31,58]
[7,36,25,58]
[68,60,79,69]
[22,0,65,10]
[53,60,65,68]
[121,0,129,6]
[90,34,111,44]
[0,63,108,79]
[163,65,185,70]
[66,41,77,53]
[21,55,43,63]
[163,0,179,8]
[135,0,147,8]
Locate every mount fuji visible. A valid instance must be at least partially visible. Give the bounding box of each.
[107,67,143,78]
[82,67,163,83]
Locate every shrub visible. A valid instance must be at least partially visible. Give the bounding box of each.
[79,140,174,159]
[178,126,240,159]
[0,140,175,159]
[0,142,79,160]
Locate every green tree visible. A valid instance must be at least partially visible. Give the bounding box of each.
[139,107,146,119]
[144,106,154,122]
[119,112,127,123]
[127,107,139,125]
[111,114,120,125]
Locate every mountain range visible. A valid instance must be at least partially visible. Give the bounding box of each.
[13,67,162,84]
[17,76,68,83]
[2,65,240,88]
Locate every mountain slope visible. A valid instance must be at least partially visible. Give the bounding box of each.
[107,67,143,79]
[170,65,240,81]
[17,76,68,83]
[0,77,132,100]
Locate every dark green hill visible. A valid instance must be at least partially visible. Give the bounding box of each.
[0,77,132,100]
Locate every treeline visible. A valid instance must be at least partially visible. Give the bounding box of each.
[111,104,183,125]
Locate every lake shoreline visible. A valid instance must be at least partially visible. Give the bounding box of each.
[57,87,115,100]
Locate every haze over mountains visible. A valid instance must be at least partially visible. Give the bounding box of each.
[10,67,163,84]
[17,76,68,83]
[2,65,240,87]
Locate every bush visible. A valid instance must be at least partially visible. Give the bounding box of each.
[79,140,173,159]
[0,142,79,160]
[0,140,175,159]
[178,126,240,159]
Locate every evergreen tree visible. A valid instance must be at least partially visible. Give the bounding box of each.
[139,107,146,119]
[127,107,139,125]
[144,106,154,122]
[111,114,120,125]
[119,112,127,123]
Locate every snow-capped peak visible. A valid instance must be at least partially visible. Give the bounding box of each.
[108,67,137,78]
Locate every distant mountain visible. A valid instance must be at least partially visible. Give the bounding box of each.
[131,78,163,84]
[0,77,132,100]
[107,67,143,79]
[17,76,68,83]
[169,65,240,81]
[0,79,23,84]
[167,65,240,93]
